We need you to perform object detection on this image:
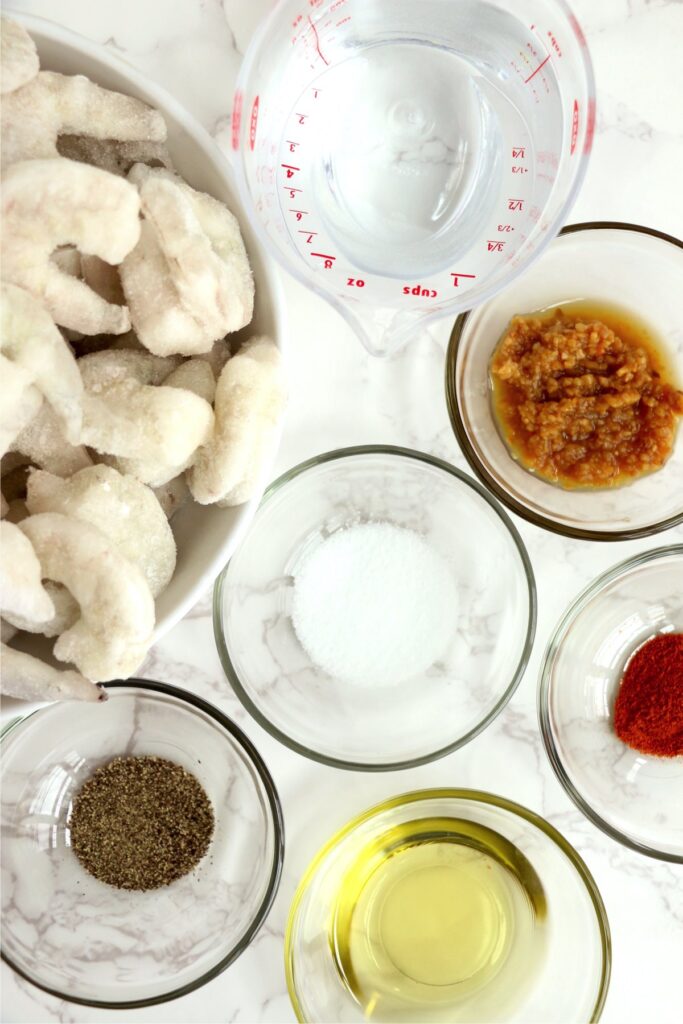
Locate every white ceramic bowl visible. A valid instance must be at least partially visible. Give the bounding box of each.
[6,13,286,641]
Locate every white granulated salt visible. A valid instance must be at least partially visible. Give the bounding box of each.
[291,522,458,686]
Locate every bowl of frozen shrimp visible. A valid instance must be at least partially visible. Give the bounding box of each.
[0,13,287,707]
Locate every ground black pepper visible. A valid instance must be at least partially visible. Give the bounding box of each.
[69,755,214,891]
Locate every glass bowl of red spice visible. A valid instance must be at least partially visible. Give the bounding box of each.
[539,545,683,863]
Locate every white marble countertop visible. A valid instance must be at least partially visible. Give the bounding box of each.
[3,1,682,1021]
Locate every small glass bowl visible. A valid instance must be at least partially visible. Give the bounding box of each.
[285,789,611,1023]
[214,446,536,770]
[0,680,284,1008]
[445,222,683,540]
[539,546,683,862]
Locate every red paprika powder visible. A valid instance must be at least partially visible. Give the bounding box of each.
[613,633,683,758]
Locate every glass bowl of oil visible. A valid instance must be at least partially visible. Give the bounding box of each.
[285,789,611,1023]
[446,222,683,541]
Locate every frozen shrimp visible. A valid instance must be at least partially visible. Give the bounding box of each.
[163,358,217,404]
[0,520,55,623]
[20,513,155,681]
[27,465,176,597]
[111,358,216,485]
[188,337,286,506]
[1,283,83,443]
[1,70,166,169]
[99,357,215,484]
[3,580,78,637]
[120,165,253,355]
[11,403,93,477]
[134,165,253,331]
[119,219,214,356]
[0,17,39,95]
[0,356,42,458]
[80,353,214,480]
[0,644,105,703]
[78,349,179,389]
[1,158,140,335]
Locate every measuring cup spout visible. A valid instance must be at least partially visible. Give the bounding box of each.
[334,303,430,359]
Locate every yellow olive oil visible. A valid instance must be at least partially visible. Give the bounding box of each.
[330,817,547,1021]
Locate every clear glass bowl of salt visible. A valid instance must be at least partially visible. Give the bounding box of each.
[214,446,536,770]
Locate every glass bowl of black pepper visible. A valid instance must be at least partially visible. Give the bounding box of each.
[0,679,284,1008]
[539,545,683,863]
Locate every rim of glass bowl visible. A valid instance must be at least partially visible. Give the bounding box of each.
[214,444,537,772]
[538,545,683,865]
[284,787,612,1024]
[0,678,286,1009]
[445,221,683,542]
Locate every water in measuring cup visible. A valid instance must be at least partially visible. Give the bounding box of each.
[291,16,542,279]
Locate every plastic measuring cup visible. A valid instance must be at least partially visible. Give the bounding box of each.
[233,0,595,356]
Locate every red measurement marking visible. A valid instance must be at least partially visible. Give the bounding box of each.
[281,163,300,179]
[311,88,321,98]
[570,99,579,155]
[487,240,505,252]
[290,209,308,220]
[402,285,438,297]
[497,224,514,232]
[512,146,526,159]
[546,30,562,57]
[249,96,259,150]
[311,251,336,269]
[308,15,329,66]
[450,273,476,287]
[231,90,242,151]
[298,230,318,243]
[283,187,303,198]
[524,53,550,83]
[508,199,524,211]
[286,140,300,152]
[295,113,308,125]
[347,278,365,287]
